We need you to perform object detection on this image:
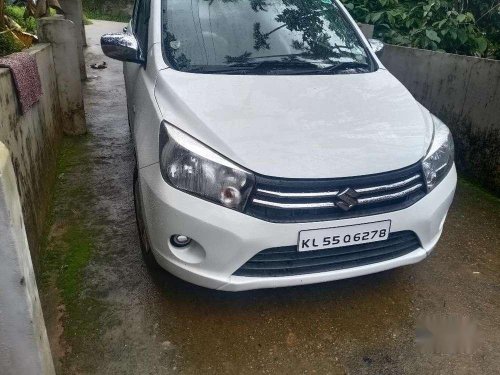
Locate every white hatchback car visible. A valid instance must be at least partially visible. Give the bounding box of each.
[101,0,456,291]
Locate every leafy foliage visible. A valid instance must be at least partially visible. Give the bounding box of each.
[0,5,36,56]
[10,0,62,17]
[5,5,36,32]
[341,0,499,58]
[1,1,61,56]
[0,27,24,56]
[82,0,132,22]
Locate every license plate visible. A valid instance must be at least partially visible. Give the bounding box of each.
[298,220,391,252]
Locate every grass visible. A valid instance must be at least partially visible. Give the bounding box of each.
[41,225,93,305]
[39,135,107,352]
[84,9,130,23]
[82,0,131,23]
[83,14,93,26]
[39,136,92,286]
[458,177,500,203]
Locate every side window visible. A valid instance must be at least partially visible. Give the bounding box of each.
[133,0,150,59]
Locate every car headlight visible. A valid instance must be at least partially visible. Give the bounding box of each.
[159,121,255,211]
[422,115,454,192]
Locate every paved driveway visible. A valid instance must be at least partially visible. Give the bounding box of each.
[41,20,500,375]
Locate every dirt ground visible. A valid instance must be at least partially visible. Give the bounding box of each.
[39,21,500,375]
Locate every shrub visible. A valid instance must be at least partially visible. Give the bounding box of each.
[0,30,24,56]
[5,5,37,33]
[82,0,131,22]
[341,0,498,58]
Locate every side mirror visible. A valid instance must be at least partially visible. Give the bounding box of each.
[368,38,384,54]
[101,33,144,64]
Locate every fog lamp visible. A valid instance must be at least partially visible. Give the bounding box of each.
[171,235,192,247]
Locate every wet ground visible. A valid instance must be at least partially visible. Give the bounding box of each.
[40,21,500,375]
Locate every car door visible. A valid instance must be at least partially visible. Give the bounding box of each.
[124,0,150,130]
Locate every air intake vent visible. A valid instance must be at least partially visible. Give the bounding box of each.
[234,231,420,277]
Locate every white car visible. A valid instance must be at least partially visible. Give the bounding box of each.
[101,0,456,291]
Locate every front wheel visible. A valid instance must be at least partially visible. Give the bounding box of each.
[133,167,160,269]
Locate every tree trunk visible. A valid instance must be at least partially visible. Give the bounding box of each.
[0,0,5,29]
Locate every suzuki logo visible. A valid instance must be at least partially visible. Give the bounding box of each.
[336,188,359,211]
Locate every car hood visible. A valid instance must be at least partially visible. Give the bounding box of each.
[155,68,433,178]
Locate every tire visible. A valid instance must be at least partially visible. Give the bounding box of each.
[133,166,160,269]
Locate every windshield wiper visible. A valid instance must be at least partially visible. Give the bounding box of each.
[321,61,370,73]
[234,60,320,73]
[282,61,371,75]
[187,60,320,74]
[186,60,370,75]
[186,65,251,74]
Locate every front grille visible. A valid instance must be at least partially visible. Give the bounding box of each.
[245,162,426,223]
[233,231,420,277]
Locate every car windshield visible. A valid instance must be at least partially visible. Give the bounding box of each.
[161,0,375,75]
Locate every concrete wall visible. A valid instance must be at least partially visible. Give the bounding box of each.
[38,17,87,135]
[358,23,374,39]
[60,0,88,78]
[0,142,55,375]
[1,18,86,374]
[0,43,63,268]
[380,45,500,194]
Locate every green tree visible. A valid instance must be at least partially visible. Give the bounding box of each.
[341,0,499,58]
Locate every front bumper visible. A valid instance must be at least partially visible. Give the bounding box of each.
[139,164,457,291]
